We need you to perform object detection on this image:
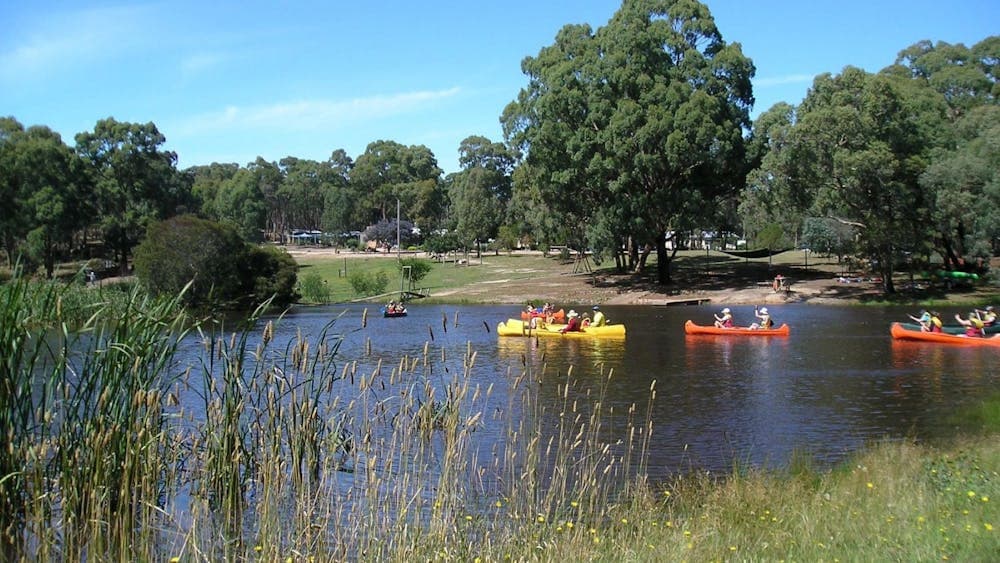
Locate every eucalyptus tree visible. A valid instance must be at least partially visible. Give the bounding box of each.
[247,157,286,241]
[189,162,240,220]
[891,37,998,120]
[740,102,805,245]
[214,168,268,242]
[75,118,185,275]
[886,36,1000,266]
[502,0,755,283]
[919,104,1000,261]
[350,140,443,229]
[450,135,516,254]
[319,149,356,235]
[755,68,933,293]
[0,117,28,265]
[279,156,328,230]
[0,121,93,275]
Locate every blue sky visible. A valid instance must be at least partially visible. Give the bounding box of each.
[2,1,996,175]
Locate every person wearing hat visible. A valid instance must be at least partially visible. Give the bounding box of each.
[560,310,582,333]
[713,307,734,328]
[591,305,608,327]
[750,306,773,330]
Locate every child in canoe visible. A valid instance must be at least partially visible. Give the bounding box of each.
[713,307,734,328]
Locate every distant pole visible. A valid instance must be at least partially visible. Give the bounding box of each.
[396,199,401,260]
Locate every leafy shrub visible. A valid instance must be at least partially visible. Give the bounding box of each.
[348,270,389,297]
[298,271,330,303]
[398,258,432,286]
[243,245,299,307]
[134,215,298,309]
[424,232,462,255]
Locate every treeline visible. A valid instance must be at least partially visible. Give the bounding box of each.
[1,1,997,295]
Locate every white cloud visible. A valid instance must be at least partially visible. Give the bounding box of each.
[754,74,815,87]
[172,88,463,135]
[179,52,229,75]
[0,4,156,81]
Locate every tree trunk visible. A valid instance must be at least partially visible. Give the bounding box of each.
[655,233,672,284]
[879,251,895,293]
[636,243,651,274]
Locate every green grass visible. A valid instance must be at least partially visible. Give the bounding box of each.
[295,252,580,304]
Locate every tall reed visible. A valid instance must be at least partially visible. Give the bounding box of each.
[4,274,659,559]
[1,270,193,560]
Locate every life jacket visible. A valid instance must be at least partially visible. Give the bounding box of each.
[930,316,943,332]
[761,316,773,329]
[966,318,985,337]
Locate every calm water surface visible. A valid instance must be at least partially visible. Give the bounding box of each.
[181,302,997,481]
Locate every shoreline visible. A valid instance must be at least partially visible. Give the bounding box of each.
[284,246,998,307]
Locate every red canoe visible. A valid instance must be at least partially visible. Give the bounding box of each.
[890,322,1000,347]
[684,320,790,336]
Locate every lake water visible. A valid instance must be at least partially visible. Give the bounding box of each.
[180,302,997,483]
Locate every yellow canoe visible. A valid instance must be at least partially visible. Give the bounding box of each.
[497,318,626,338]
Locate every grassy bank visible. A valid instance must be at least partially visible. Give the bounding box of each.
[2,272,996,560]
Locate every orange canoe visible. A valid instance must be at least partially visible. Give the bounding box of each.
[684,320,790,336]
[890,322,1000,346]
[521,308,565,323]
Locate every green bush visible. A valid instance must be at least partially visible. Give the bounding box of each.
[298,271,330,303]
[243,244,299,307]
[348,270,389,297]
[134,215,298,309]
[398,258,432,286]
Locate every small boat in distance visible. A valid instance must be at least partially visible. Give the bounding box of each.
[684,320,790,336]
[382,306,407,318]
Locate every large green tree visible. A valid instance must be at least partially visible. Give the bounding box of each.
[75,118,185,275]
[319,149,356,235]
[0,120,92,275]
[885,37,999,267]
[450,136,516,253]
[502,0,755,283]
[350,140,444,229]
[755,68,934,293]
